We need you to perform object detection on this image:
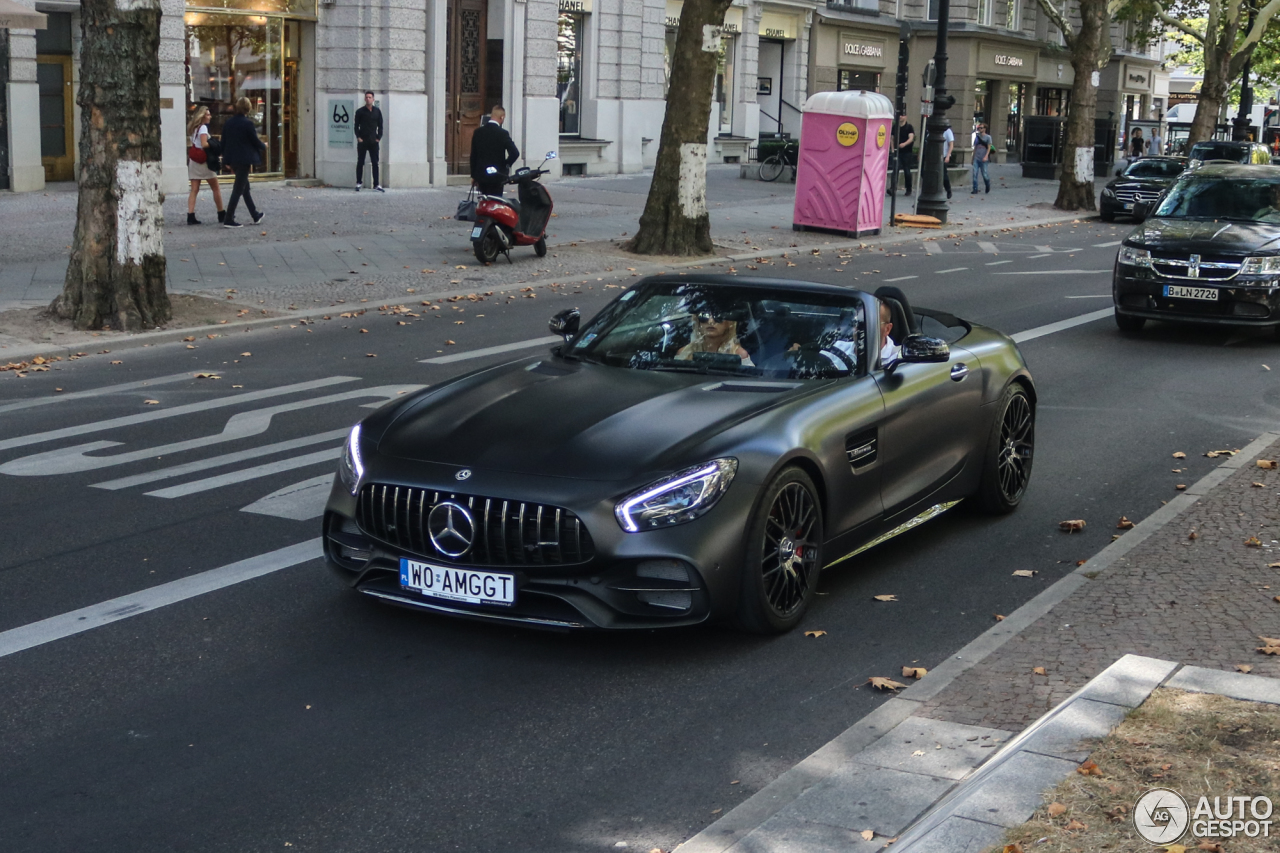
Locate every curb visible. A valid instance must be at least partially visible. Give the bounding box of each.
[1,210,1089,365]
[676,428,1280,853]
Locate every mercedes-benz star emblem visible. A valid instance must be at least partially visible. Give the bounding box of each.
[427,501,475,558]
[455,469,472,481]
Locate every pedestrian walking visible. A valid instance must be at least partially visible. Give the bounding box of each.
[470,105,520,197]
[971,123,992,194]
[1129,127,1145,159]
[941,125,954,199]
[185,105,225,225]
[220,97,265,229]
[891,114,916,195]
[354,91,384,192]
[1148,125,1164,157]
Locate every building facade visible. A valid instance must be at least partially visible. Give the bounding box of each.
[0,0,1165,193]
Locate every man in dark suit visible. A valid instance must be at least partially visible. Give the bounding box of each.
[470,105,520,196]
[354,91,384,191]
[221,96,266,228]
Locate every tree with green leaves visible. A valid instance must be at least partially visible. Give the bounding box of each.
[1035,0,1127,210]
[626,0,734,256]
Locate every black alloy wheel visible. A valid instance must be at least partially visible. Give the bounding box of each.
[1114,311,1146,334]
[736,467,823,633]
[975,383,1035,514]
[534,236,547,257]
[473,228,503,264]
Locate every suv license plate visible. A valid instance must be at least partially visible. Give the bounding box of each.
[400,558,515,606]
[1164,285,1219,301]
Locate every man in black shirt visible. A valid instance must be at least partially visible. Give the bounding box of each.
[470,106,520,196]
[892,114,916,195]
[354,91,384,192]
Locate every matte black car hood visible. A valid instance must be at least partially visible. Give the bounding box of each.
[1105,176,1175,193]
[1128,219,1280,256]
[379,360,808,480]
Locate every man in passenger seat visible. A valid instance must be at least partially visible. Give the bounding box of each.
[879,301,901,366]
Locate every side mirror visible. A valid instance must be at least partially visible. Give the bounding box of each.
[545,151,558,160]
[549,308,580,343]
[900,334,950,364]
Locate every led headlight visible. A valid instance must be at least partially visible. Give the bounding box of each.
[338,423,365,495]
[1117,245,1153,268]
[615,459,738,533]
[1101,187,1116,197]
[1241,255,1280,276]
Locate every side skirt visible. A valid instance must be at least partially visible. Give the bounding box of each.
[823,499,963,570]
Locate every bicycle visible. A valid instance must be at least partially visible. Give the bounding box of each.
[758,142,798,182]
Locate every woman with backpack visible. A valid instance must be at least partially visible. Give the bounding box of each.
[185,105,225,225]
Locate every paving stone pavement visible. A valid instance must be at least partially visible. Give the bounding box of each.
[916,435,1280,732]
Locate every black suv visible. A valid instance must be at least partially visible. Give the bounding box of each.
[1099,157,1187,222]
[1112,164,1280,335]
[1187,140,1271,168]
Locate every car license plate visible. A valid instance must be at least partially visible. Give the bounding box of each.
[1122,203,1133,210]
[1164,285,1219,301]
[471,226,483,239]
[400,558,515,606]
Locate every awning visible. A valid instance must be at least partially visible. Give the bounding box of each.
[0,0,47,29]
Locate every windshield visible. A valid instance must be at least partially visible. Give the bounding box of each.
[1190,142,1248,163]
[1123,160,1184,179]
[569,282,868,380]
[1153,177,1280,222]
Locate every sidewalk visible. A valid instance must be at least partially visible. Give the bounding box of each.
[679,431,1280,852]
[0,165,1088,337]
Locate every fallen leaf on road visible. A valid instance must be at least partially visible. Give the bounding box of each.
[240,352,251,357]
[1033,667,1047,675]
[873,594,898,601]
[902,666,927,679]
[183,336,195,342]
[1259,636,1280,646]
[1077,760,1102,776]
[1256,646,1280,655]
[911,750,925,757]
[193,372,220,379]
[1175,484,1187,490]
[1246,536,1263,547]
[186,345,196,350]
[1259,460,1278,469]
[1116,516,1134,529]
[366,353,377,358]
[110,360,122,365]
[1001,845,1024,853]
[1189,531,1199,540]
[1172,451,1186,458]
[445,340,455,345]
[1254,482,1266,488]
[867,677,907,691]
[1064,819,1087,831]
[1059,519,1086,533]
[1012,569,1037,577]
[860,830,874,842]
[1237,664,1254,673]
[144,399,159,405]
[803,630,827,638]
[1047,802,1067,817]
[994,614,1005,621]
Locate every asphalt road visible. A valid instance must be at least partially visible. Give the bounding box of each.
[3,220,1279,853]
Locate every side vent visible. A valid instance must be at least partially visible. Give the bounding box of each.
[845,428,878,470]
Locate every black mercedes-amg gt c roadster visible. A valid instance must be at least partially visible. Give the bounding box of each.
[323,275,1035,633]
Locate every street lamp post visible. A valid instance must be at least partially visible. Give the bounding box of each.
[916,0,956,222]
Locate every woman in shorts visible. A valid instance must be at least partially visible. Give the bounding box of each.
[186,104,225,225]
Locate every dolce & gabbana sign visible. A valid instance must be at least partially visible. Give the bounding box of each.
[977,43,1036,78]
[839,32,888,68]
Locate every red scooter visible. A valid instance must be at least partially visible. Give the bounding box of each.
[471,152,557,264]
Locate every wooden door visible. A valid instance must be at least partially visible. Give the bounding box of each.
[445,0,487,175]
[37,55,74,182]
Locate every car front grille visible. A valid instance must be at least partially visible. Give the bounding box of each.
[1150,251,1241,281]
[1113,188,1162,204]
[357,483,595,567]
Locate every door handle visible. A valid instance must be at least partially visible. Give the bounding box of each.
[950,363,969,381]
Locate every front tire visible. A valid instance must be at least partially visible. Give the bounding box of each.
[734,467,824,634]
[1099,205,1115,222]
[1114,311,1146,334]
[473,227,503,264]
[534,236,547,257]
[759,155,785,183]
[975,383,1035,515]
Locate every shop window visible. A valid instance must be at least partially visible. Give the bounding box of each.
[557,13,584,136]
[35,11,72,54]
[1035,87,1069,116]
[976,0,992,25]
[715,37,736,135]
[838,70,880,92]
[926,0,939,21]
[188,0,315,15]
[1005,0,1021,30]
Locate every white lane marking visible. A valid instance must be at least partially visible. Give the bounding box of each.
[146,448,339,498]
[1034,245,1054,253]
[0,539,323,660]
[986,260,1012,266]
[1027,253,1052,259]
[923,243,942,254]
[994,270,1111,275]
[0,385,419,477]
[882,275,918,282]
[1093,240,1122,248]
[1011,308,1112,343]
[1065,295,1112,299]
[978,242,998,253]
[91,429,348,490]
[0,377,356,454]
[0,373,194,415]
[241,474,335,521]
[936,267,968,274]
[420,336,560,365]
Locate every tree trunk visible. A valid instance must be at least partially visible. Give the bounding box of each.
[626,0,733,256]
[1189,49,1233,144]
[1054,0,1107,211]
[51,0,169,331]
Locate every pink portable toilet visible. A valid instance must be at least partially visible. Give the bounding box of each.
[792,90,894,238]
